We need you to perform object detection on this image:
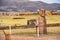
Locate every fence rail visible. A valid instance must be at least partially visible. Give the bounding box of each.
[46,23,60,27]
[0,23,60,30]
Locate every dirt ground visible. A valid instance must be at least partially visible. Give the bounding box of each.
[0,35,60,40]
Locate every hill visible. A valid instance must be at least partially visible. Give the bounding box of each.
[0,0,60,12]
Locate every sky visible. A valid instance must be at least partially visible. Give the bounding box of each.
[30,0,60,3]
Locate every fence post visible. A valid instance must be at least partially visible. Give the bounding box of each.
[9,25,12,35]
[38,9,47,34]
[36,26,39,37]
[34,20,39,37]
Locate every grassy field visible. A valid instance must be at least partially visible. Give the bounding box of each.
[46,15,60,24]
[0,15,60,26]
[0,15,60,36]
[0,27,60,36]
[0,15,38,26]
[0,15,60,25]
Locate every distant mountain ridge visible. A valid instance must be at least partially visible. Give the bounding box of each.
[0,0,60,12]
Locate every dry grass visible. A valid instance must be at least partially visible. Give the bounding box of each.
[46,15,60,24]
[0,15,60,26]
[0,15,38,26]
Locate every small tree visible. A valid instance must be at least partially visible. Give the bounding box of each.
[3,30,11,40]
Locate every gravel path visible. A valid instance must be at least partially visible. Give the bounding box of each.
[0,35,60,40]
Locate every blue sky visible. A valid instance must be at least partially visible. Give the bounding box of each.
[30,0,60,3]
